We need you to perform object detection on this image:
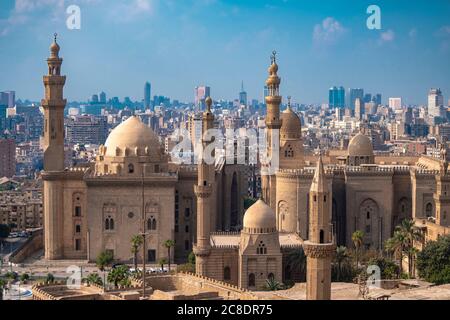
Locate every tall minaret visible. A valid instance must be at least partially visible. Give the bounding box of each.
[193,96,215,275]
[42,34,67,260]
[42,33,66,171]
[303,155,336,300]
[262,51,281,210]
[434,146,450,227]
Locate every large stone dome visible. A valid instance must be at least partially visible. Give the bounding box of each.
[243,199,276,233]
[281,107,301,139]
[104,116,161,157]
[348,133,373,157]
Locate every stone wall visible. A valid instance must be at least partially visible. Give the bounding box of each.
[9,228,43,264]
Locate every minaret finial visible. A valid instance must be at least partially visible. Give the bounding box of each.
[287,96,292,109]
[271,50,277,64]
[54,33,58,43]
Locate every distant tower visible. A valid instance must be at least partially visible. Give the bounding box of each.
[303,155,336,300]
[193,96,215,275]
[42,34,67,260]
[434,146,450,227]
[239,81,247,106]
[262,51,282,210]
[144,82,151,110]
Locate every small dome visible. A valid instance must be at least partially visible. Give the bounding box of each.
[281,107,301,139]
[348,133,373,157]
[50,41,60,56]
[243,200,276,233]
[104,116,161,157]
[268,62,278,74]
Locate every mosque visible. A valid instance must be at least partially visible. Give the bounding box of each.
[42,37,450,296]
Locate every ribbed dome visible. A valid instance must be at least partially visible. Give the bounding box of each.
[243,200,276,233]
[104,116,161,157]
[281,107,301,139]
[348,133,373,157]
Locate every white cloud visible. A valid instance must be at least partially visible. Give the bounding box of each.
[108,0,155,22]
[408,28,417,39]
[378,29,395,44]
[436,25,450,52]
[313,17,346,46]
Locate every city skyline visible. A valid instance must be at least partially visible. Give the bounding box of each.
[0,0,449,105]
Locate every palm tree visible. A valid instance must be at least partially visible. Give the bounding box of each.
[0,278,6,300]
[286,248,307,281]
[385,231,406,276]
[163,240,176,272]
[265,277,284,291]
[131,235,144,271]
[352,230,364,268]
[107,265,130,288]
[395,219,423,277]
[335,246,349,281]
[96,251,113,272]
[159,258,168,272]
[85,273,103,286]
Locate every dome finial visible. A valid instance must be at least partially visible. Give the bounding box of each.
[271,50,277,64]
[54,33,58,43]
[287,96,292,109]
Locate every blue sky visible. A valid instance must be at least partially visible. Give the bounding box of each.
[0,0,449,105]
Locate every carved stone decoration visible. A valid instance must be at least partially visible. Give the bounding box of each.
[303,241,336,259]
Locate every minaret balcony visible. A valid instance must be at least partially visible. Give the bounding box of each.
[303,241,336,259]
[194,184,213,198]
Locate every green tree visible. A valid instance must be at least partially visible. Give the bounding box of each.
[130,235,144,271]
[107,265,130,287]
[265,277,284,291]
[0,224,11,246]
[96,251,113,272]
[244,197,257,210]
[46,273,55,284]
[158,258,168,271]
[385,230,406,276]
[416,235,450,284]
[286,248,307,281]
[368,256,399,280]
[163,239,176,272]
[85,273,103,286]
[396,219,423,277]
[335,246,349,281]
[352,230,364,268]
[20,273,30,283]
[188,251,196,265]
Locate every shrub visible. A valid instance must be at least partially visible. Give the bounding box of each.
[417,235,450,285]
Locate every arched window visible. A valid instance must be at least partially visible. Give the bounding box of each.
[224,267,231,281]
[105,216,114,231]
[75,225,81,233]
[147,216,157,230]
[320,230,324,244]
[248,273,256,287]
[128,163,134,174]
[257,241,267,254]
[185,225,189,233]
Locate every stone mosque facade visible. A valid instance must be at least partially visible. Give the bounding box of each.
[42,38,450,294]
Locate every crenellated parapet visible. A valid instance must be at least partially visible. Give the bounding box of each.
[303,241,336,259]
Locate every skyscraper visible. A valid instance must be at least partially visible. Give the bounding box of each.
[0,138,15,178]
[428,88,444,118]
[389,97,402,110]
[0,91,15,108]
[348,88,364,111]
[372,93,382,106]
[144,82,151,110]
[328,86,345,109]
[195,86,211,111]
[239,81,247,106]
[99,91,106,104]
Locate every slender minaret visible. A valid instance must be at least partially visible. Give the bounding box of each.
[42,33,66,171]
[42,34,67,260]
[193,96,215,275]
[303,155,336,300]
[434,146,450,227]
[262,51,281,210]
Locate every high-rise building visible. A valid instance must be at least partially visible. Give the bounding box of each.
[354,98,363,120]
[90,94,99,104]
[348,88,364,110]
[99,91,106,104]
[0,138,15,178]
[372,93,382,106]
[389,97,402,110]
[239,81,247,106]
[144,82,151,110]
[363,93,372,104]
[428,88,444,118]
[328,86,345,109]
[0,91,15,108]
[65,115,108,145]
[195,86,210,111]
